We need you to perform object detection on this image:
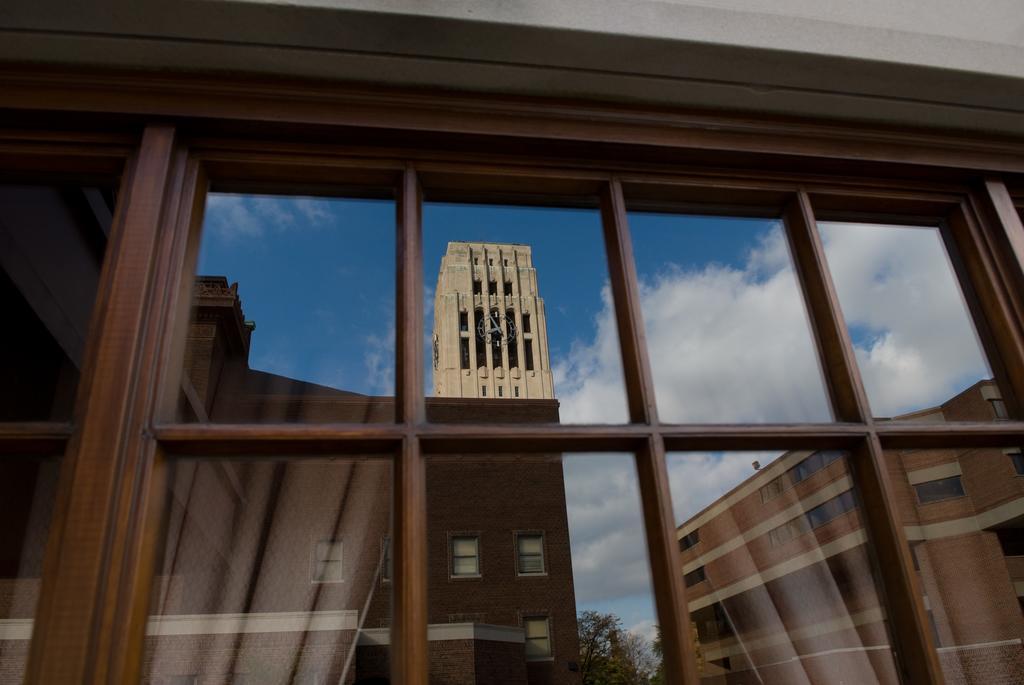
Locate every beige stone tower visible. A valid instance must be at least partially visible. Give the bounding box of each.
[432,241,553,399]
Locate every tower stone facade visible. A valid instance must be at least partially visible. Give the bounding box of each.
[433,242,553,400]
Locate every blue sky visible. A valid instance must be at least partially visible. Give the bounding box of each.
[197,194,994,642]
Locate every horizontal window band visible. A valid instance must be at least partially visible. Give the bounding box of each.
[873,422,1024,448]
[358,622,526,646]
[149,421,1024,456]
[1,610,363,640]
[0,422,72,455]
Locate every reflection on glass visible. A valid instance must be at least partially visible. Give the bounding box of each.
[421,452,658,684]
[890,441,1024,682]
[0,185,114,421]
[818,221,998,420]
[172,193,395,423]
[628,213,832,423]
[144,458,391,684]
[0,457,59,683]
[666,450,899,682]
[423,203,629,424]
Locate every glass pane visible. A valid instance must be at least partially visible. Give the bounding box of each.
[819,221,999,419]
[425,453,659,682]
[891,442,1024,683]
[423,203,629,423]
[0,184,114,421]
[666,450,900,682]
[0,457,59,684]
[518,535,542,555]
[628,212,832,423]
[144,457,392,684]
[169,193,395,423]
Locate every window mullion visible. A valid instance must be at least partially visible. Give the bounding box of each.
[599,179,699,683]
[783,189,870,423]
[949,179,1024,417]
[635,435,700,685]
[393,167,428,684]
[851,435,946,684]
[396,167,425,425]
[26,125,182,685]
[599,178,658,425]
[787,188,943,683]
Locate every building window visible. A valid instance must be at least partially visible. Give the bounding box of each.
[312,539,343,582]
[522,312,531,332]
[491,309,502,368]
[514,386,520,397]
[475,309,486,368]
[488,258,493,266]
[460,338,470,369]
[459,311,468,332]
[472,279,482,295]
[503,279,512,294]
[523,617,552,659]
[451,536,480,577]
[503,258,508,266]
[791,450,843,485]
[684,566,706,588]
[914,476,966,504]
[679,529,699,551]
[516,533,545,575]
[525,339,534,371]
[769,490,856,546]
[488,280,497,296]
[498,386,503,397]
[762,451,845,502]
[1010,450,1024,475]
[692,602,733,642]
[481,386,486,397]
[507,310,519,368]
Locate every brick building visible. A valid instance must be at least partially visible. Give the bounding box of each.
[678,381,1024,684]
[138,272,582,685]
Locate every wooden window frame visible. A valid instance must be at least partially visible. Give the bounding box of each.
[2,70,1024,685]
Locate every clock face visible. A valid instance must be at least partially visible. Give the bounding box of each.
[476,312,517,345]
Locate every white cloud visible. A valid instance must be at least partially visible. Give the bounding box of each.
[204,194,333,243]
[556,225,831,424]
[364,322,396,397]
[563,454,654,605]
[555,220,991,626]
[819,222,990,417]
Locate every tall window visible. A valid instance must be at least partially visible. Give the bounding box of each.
[524,339,534,371]
[474,308,486,368]
[523,617,552,659]
[490,309,501,368]
[506,309,519,368]
[516,533,545,575]
[450,536,480,577]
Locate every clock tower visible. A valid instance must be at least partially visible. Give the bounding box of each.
[432,241,554,399]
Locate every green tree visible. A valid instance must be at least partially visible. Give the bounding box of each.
[577,611,661,685]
